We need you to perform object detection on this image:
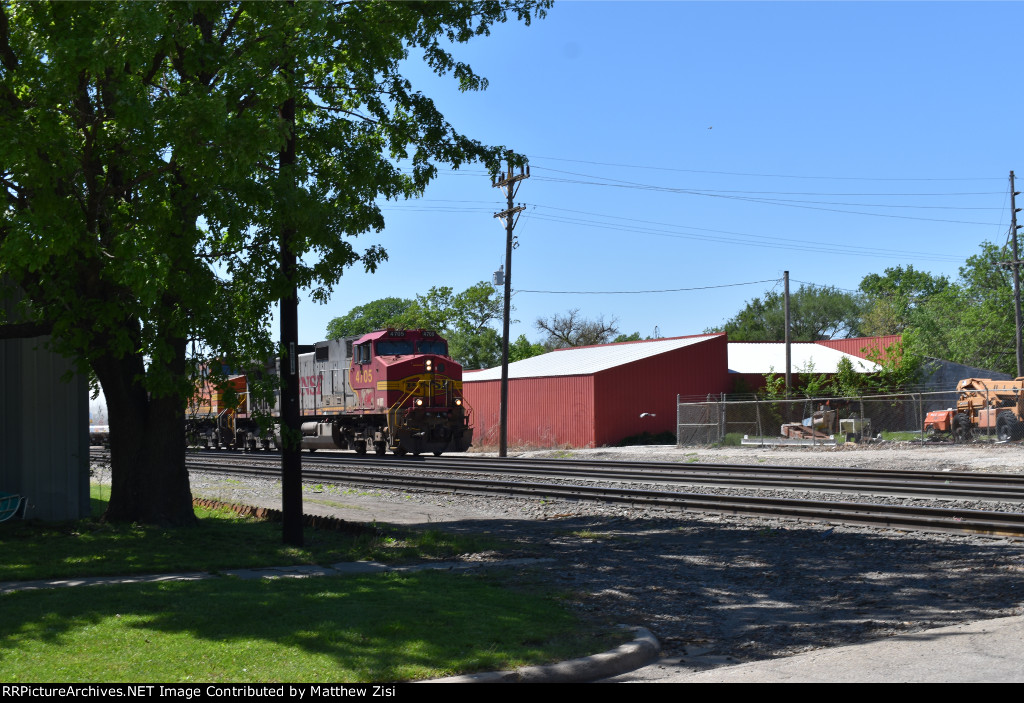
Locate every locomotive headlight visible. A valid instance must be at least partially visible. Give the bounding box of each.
[425,359,432,371]
[455,399,462,406]
[415,398,424,406]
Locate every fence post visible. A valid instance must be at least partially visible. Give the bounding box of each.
[756,399,762,446]
[719,393,726,444]
[921,392,929,448]
[676,394,681,448]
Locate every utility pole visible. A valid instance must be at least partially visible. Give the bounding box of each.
[278,22,302,547]
[492,156,529,458]
[1011,171,1023,377]
[784,271,791,396]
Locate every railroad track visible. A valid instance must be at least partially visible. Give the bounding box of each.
[91,448,1024,538]
[179,449,1024,503]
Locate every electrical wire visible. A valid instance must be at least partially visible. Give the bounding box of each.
[529,155,1004,182]
[517,278,782,295]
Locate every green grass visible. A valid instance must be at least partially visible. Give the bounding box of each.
[881,430,923,441]
[0,488,628,682]
[0,570,622,682]
[0,487,502,582]
[717,432,745,446]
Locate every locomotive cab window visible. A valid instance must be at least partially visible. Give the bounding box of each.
[356,343,371,364]
[376,340,415,356]
[416,340,448,356]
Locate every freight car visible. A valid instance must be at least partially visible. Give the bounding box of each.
[187,329,473,456]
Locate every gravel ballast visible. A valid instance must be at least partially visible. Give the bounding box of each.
[173,441,1024,676]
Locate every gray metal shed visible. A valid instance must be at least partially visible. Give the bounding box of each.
[1,284,90,521]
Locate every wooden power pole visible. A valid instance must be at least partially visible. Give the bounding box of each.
[279,40,302,548]
[492,156,529,458]
[1011,171,1023,377]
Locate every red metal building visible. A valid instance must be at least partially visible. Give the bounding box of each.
[463,334,729,448]
[816,335,902,360]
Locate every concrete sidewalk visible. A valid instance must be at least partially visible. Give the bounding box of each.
[606,615,1024,683]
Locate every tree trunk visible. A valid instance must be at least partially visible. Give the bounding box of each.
[94,339,197,527]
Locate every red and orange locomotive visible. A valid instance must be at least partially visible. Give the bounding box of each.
[188,329,473,456]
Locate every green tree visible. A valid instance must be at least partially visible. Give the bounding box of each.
[832,356,867,397]
[325,297,414,339]
[0,1,550,525]
[858,265,950,336]
[911,243,1016,375]
[392,281,505,369]
[709,285,863,341]
[509,334,545,362]
[861,337,926,393]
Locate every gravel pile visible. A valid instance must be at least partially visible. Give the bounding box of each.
[182,441,1024,674]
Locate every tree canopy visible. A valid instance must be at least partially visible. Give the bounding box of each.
[325,297,415,339]
[907,243,1017,375]
[0,1,551,524]
[325,281,506,369]
[709,285,863,341]
[858,265,950,336]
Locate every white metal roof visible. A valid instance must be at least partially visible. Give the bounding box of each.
[464,335,720,381]
[728,342,881,375]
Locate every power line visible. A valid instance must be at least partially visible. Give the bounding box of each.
[532,168,1004,226]
[518,278,781,295]
[380,200,970,263]
[530,155,1004,182]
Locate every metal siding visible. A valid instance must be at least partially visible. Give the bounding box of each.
[816,336,902,360]
[466,335,731,448]
[0,325,23,496]
[1,283,89,520]
[464,376,596,448]
[594,335,730,445]
[19,336,90,521]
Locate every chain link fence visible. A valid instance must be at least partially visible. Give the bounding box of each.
[677,389,1002,447]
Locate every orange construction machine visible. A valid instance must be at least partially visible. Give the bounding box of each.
[924,377,1024,442]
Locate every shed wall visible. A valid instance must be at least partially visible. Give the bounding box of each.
[593,335,730,445]
[463,375,596,448]
[463,335,731,449]
[1,287,90,521]
[817,336,902,359]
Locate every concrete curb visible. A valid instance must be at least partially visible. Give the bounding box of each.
[421,626,661,683]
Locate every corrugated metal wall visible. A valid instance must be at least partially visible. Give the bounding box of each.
[464,375,596,448]
[816,335,902,359]
[593,335,730,445]
[1,288,90,521]
[463,335,731,449]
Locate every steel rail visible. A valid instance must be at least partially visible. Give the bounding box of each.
[172,449,1024,503]
[178,457,1024,540]
[183,447,1024,485]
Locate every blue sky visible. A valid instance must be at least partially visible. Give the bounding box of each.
[292,1,1023,350]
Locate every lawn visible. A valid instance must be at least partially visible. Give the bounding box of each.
[0,488,498,581]
[0,489,625,682]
